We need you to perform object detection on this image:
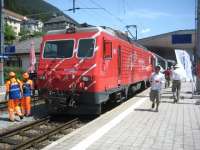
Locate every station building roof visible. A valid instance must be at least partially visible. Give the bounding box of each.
[15,37,41,54]
[138,29,195,60]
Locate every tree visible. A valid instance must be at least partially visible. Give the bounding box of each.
[19,29,45,41]
[4,23,16,44]
[19,28,31,41]
[32,31,45,37]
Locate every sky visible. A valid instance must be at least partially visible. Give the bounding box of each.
[45,0,195,39]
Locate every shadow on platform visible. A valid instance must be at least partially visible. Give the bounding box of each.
[162,91,172,94]
[161,96,173,99]
[134,95,149,98]
[134,108,155,112]
[161,100,194,105]
[161,95,188,99]
[160,100,174,104]
[195,100,200,105]
[177,102,195,105]
[162,91,191,94]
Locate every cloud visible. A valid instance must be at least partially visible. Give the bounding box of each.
[120,9,171,20]
[141,28,151,34]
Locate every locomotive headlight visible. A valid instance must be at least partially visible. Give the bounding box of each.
[82,76,91,82]
[39,75,46,80]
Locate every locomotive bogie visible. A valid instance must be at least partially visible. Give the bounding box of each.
[45,91,109,115]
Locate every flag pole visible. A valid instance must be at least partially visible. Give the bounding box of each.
[0,0,4,85]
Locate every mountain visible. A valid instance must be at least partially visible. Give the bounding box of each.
[4,0,65,21]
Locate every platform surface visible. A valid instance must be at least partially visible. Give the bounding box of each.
[27,82,200,150]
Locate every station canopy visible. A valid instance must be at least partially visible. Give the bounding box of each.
[138,29,195,61]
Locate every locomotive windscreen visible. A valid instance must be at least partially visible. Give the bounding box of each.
[77,39,95,58]
[43,40,74,58]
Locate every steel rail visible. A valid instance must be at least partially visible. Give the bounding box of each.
[0,117,50,137]
[0,101,7,110]
[14,118,79,150]
[0,117,79,150]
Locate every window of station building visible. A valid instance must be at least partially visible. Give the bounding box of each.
[43,40,74,58]
[4,56,22,68]
[77,39,95,58]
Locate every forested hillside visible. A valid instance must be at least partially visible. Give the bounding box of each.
[4,0,65,21]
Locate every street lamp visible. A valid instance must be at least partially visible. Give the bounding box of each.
[126,25,137,40]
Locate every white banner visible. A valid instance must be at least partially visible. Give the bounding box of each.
[175,49,193,81]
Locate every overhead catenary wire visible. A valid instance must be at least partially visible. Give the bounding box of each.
[89,0,127,27]
[76,0,123,29]
[26,8,103,17]
[26,0,131,33]
[72,0,126,30]
[76,0,110,25]
[89,0,137,39]
[73,0,135,36]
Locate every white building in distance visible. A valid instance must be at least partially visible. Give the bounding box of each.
[4,9,27,36]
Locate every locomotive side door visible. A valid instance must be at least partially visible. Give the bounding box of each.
[151,56,156,71]
[103,39,113,89]
[118,45,121,85]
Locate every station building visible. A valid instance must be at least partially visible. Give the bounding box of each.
[138,29,195,64]
[7,37,42,70]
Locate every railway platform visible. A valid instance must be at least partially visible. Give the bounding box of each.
[43,81,200,150]
[0,99,47,133]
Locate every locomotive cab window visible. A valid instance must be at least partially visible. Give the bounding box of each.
[43,40,74,58]
[77,39,95,58]
[103,40,112,59]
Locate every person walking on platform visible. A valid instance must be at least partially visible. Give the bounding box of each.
[164,67,172,88]
[172,64,182,103]
[5,72,24,122]
[150,66,165,112]
[21,72,34,116]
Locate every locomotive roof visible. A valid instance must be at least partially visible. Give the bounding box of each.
[47,26,116,36]
[47,26,149,51]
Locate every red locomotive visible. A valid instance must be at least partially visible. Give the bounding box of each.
[37,26,156,115]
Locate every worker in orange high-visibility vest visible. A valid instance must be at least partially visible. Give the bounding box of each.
[5,72,24,122]
[21,72,34,116]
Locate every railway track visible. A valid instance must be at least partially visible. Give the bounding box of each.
[0,117,79,150]
[0,101,7,110]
